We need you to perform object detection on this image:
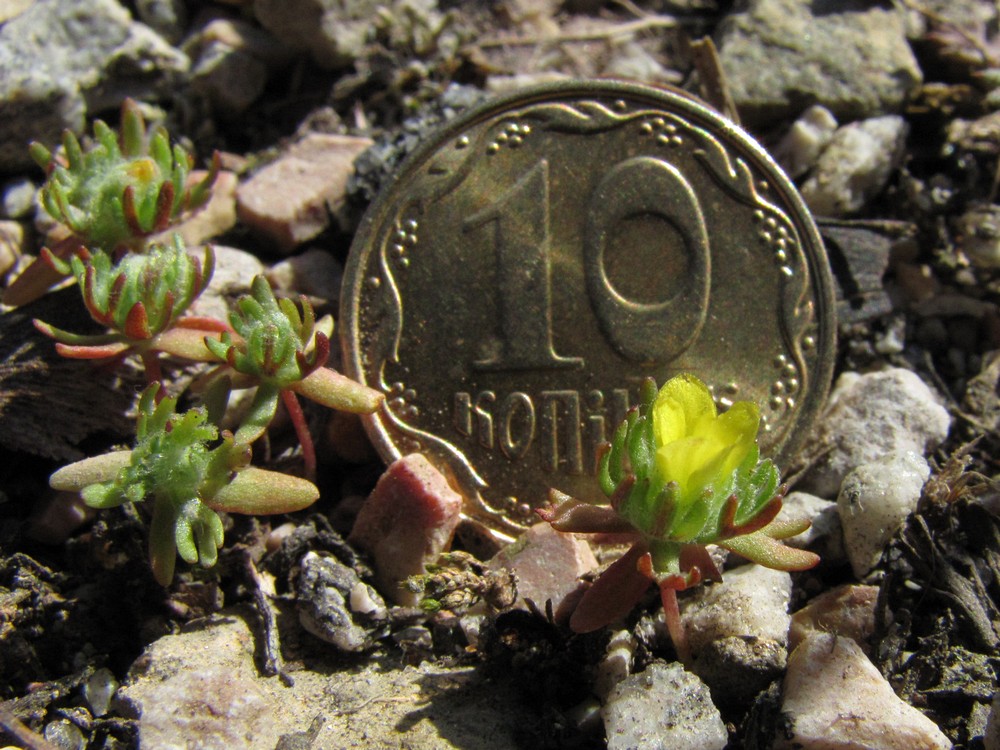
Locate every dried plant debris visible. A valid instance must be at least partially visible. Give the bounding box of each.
[873,497,1000,746]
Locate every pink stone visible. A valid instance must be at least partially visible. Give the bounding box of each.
[349,454,463,605]
[236,133,372,253]
[489,522,597,619]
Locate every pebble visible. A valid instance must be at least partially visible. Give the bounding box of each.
[776,634,952,750]
[788,584,879,653]
[236,133,374,253]
[773,105,838,179]
[150,169,239,249]
[680,564,792,706]
[489,521,597,618]
[838,450,931,577]
[800,116,909,217]
[954,204,1000,269]
[779,490,844,560]
[1,177,36,219]
[83,667,119,718]
[186,244,266,323]
[0,220,27,279]
[116,610,525,749]
[601,661,728,750]
[296,551,387,652]
[134,0,186,44]
[593,629,636,702]
[349,453,464,606]
[0,0,189,172]
[716,0,922,127]
[799,368,952,499]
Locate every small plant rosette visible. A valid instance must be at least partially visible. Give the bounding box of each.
[50,384,319,585]
[538,374,819,650]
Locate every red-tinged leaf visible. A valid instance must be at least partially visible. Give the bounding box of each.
[537,489,636,534]
[154,181,175,231]
[292,367,384,414]
[2,257,69,307]
[608,473,636,512]
[54,341,130,359]
[174,315,233,333]
[679,544,722,584]
[722,497,783,539]
[122,185,144,236]
[153,326,222,362]
[124,302,152,340]
[720,532,820,571]
[569,543,652,633]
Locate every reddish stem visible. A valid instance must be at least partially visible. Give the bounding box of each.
[658,585,691,664]
[140,350,163,390]
[281,389,316,481]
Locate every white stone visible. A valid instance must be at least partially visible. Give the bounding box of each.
[776,634,952,750]
[801,115,908,216]
[838,450,930,577]
[680,564,792,705]
[602,662,728,750]
[593,629,636,702]
[800,368,951,498]
[186,244,266,323]
[774,105,838,178]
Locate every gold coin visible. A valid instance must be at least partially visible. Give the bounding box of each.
[342,81,836,540]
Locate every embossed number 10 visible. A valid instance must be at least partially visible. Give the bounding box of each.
[462,156,711,370]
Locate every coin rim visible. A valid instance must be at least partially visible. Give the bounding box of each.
[341,79,837,512]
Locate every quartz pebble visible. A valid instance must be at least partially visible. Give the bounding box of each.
[186,244,266,323]
[838,450,930,577]
[774,105,838,179]
[680,564,791,706]
[801,116,909,217]
[788,584,879,653]
[780,490,843,560]
[488,521,597,618]
[349,453,463,605]
[776,634,952,750]
[800,368,951,499]
[236,133,374,252]
[602,661,728,750]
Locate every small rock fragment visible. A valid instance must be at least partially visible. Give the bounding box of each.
[350,453,463,605]
[801,116,909,216]
[601,661,728,750]
[776,634,952,750]
[593,629,636,702]
[954,204,1000,268]
[266,247,344,304]
[83,667,119,718]
[774,105,838,179]
[788,584,879,653]
[680,564,791,706]
[986,692,1000,750]
[236,133,373,252]
[800,368,951,498]
[296,551,387,652]
[2,177,36,219]
[838,451,930,577]
[0,220,27,278]
[488,521,597,617]
[150,170,238,249]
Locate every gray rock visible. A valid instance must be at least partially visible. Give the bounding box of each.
[296,551,388,652]
[134,0,186,44]
[776,634,952,750]
[117,609,526,749]
[190,42,268,118]
[838,451,930,577]
[602,662,728,750]
[680,564,791,706]
[0,0,188,173]
[716,0,922,127]
[780,490,843,560]
[253,0,446,70]
[799,368,952,498]
[801,116,909,217]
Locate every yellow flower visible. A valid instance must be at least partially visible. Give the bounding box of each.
[652,374,759,504]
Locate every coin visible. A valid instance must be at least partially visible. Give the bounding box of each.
[341,80,836,540]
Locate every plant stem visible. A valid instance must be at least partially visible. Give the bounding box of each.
[281,389,315,481]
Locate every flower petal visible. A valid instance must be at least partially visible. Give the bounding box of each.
[653,373,716,447]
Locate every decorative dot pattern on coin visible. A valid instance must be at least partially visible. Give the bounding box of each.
[342,81,836,541]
